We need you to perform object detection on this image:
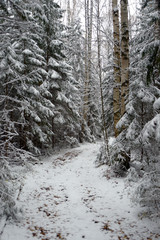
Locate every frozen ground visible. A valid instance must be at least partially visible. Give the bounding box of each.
[1,142,160,240]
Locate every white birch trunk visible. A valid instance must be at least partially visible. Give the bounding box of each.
[96,0,110,158]
[120,0,129,117]
[112,0,121,137]
[83,0,93,128]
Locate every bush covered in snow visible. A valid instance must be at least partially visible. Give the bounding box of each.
[96,137,130,176]
[0,160,18,219]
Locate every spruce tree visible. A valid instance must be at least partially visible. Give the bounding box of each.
[122,0,160,213]
[32,0,81,147]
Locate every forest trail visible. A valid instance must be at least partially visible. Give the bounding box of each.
[1,142,160,240]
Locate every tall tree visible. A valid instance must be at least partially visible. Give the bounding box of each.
[71,0,77,22]
[67,0,71,24]
[0,0,34,219]
[112,0,121,137]
[120,0,130,117]
[64,20,87,142]
[83,0,93,129]
[33,0,80,147]
[121,0,160,212]
[96,0,110,157]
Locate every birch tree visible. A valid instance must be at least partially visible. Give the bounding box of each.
[96,0,110,157]
[112,0,121,137]
[120,0,130,117]
[81,0,94,138]
[124,0,160,213]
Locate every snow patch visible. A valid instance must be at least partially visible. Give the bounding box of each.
[108,137,116,146]
[1,143,159,240]
[153,97,160,111]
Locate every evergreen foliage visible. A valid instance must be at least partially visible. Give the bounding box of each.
[96,0,160,214]
[0,0,82,219]
[33,0,80,147]
[119,0,160,213]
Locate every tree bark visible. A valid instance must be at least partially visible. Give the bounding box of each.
[71,0,76,22]
[67,0,71,25]
[96,0,110,158]
[120,0,129,117]
[83,0,93,129]
[87,0,93,127]
[83,0,89,130]
[112,0,121,137]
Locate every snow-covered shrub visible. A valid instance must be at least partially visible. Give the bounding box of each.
[109,137,130,176]
[95,143,109,167]
[126,115,160,217]
[132,115,160,214]
[0,160,18,219]
[128,160,144,179]
[127,167,142,183]
[65,136,80,148]
[133,171,160,216]
[96,137,130,176]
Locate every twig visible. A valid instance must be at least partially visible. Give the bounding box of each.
[17,183,23,201]
[0,216,9,240]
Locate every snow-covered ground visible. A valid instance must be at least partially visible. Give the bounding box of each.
[1,142,160,240]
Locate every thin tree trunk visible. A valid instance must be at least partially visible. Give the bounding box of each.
[87,0,93,127]
[67,0,71,25]
[83,0,93,129]
[154,0,160,84]
[140,102,144,162]
[120,0,129,117]
[112,0,121,137]
[71,0,76,22]
[82,0,89,131]
[52,117,55,148]
[5,82,8,157]
[96,0,110,158]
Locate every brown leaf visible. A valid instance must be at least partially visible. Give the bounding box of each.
[32,232,37,237]
[44,210,51,216]
[54,195,61,199]
[124,234,130,239]
[57,233,62,239]
[34,226,39,230]
[39,227,46,235]
[28,226,34,231]
[102,223,114,232]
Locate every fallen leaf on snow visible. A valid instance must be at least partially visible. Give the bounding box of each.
[102,223,114,232]
[32,232,37,237]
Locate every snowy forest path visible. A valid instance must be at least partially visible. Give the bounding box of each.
[1,142,160,240]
